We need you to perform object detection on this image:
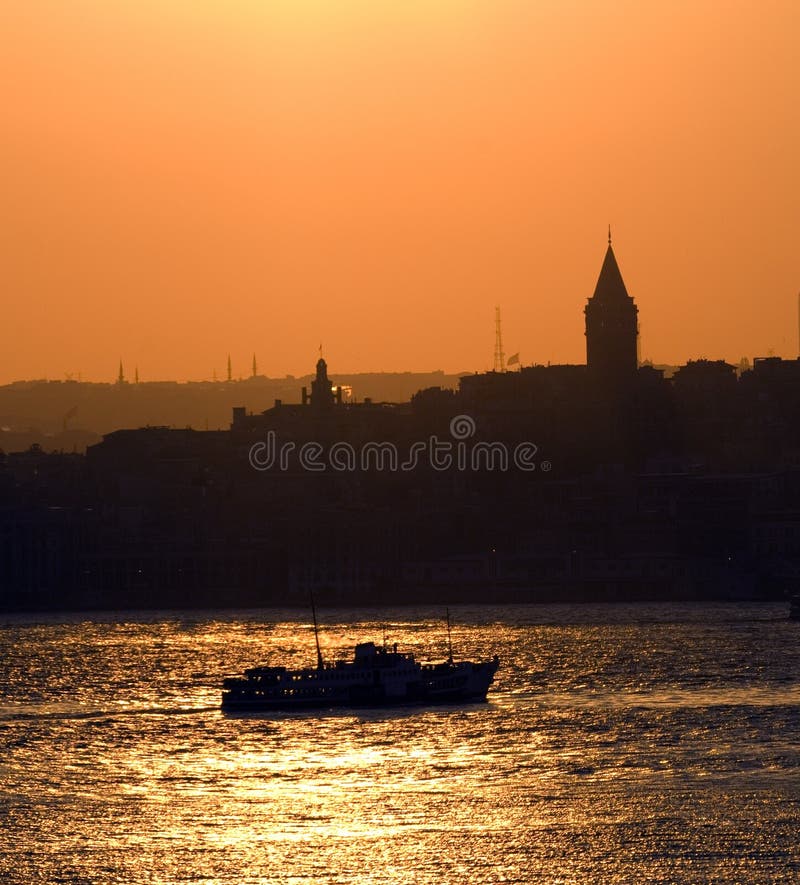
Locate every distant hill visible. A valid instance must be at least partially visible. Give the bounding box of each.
[0,372,464,451]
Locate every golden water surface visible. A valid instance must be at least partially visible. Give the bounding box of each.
[1,603,799,883]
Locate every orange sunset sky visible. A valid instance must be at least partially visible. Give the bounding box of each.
[2,1,798,384]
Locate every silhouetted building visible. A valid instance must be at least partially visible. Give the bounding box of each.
[231,356,411,443]
[303,357,341,409]
[6,237,800,611]
[585,233,639,390]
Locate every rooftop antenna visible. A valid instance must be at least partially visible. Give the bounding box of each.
[446,608,454,664]
[493,306,506,373]
[310,590,324,670]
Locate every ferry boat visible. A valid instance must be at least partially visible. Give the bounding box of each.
[221,610,499,712]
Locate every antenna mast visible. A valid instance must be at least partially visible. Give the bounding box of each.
[310,590,324,670]
[493,306,506,373]
[446,608,454,663]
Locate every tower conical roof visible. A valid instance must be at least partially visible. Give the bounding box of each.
[590,244,631,303]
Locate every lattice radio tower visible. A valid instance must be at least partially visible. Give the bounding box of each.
[493,306,506,373]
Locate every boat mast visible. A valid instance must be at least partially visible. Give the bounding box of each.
[446,608,453,663]
[310,590,324,670]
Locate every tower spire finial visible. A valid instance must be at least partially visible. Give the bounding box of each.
[608,224,612,247]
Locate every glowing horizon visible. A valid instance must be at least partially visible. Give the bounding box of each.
[2,1,798,384]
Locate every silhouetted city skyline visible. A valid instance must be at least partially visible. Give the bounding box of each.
[2,239,799,612]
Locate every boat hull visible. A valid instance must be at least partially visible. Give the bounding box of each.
[221,691,494,713]
[221,693,493,712]
[221,659,499,712]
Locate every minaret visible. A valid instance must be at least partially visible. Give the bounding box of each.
[584,228,639,390]
[117,361,125,385]
[227,354,232,382]
[252,353,257,378]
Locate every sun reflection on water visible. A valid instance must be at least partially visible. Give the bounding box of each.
[1,604,799,883]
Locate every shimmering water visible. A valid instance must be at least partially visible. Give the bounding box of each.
[1,603,799,884]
